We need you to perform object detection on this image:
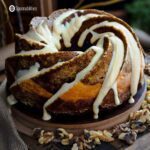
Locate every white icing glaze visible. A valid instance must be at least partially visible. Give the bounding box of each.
[53,10,77,34]
[112,81,120,105]
[52,10,77,49]
[26,21,58,52]
[90,31,114,44]
[129,97,135,104]
[93,36,124,119]
[107,22,141,103]
[52,10,99,48]
[11,63,40,87]
[11,61,66,88]
[36,21,58,52]
[43,41,104,120]
[78,21,108,47]
[61,13,99,47]
[113,26,140,95]
[15,63,40,80]
[79,20,142,105]
[18,34,46,47]
[25,29,47,43]
[24,10,99,52]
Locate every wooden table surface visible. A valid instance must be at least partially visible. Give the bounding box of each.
[0,43,150,150]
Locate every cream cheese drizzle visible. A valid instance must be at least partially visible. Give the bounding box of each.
[52,10,77,49]
[25,10,99,52]
[112,81,120,105]
[11,63,40,87]
[78,21,108,47]
[106,22,141,104]
[52,10,99,48]
[25,29,47,43]
[78,20,143,105]
[17,34,46,47]
[15,63,40,80]
[25,25,58,52]
[11,61,66,88]
[93,36,124,119]
[36,21,58,52]
[90,31,114,44]
[61,14,99,47]
[12,53,82,88]
[43,41,104,120]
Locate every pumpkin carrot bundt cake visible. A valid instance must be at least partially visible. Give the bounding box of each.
[5,9,145,120]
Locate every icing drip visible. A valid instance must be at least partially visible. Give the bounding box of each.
[78,21,108,47]
[112,82,120,105]
[16,63,40,80]
[53,11,99,48]
[79,20,142,105]
[52,10,77,49]
[36,21,58,52]
[129,97,135,104]
[12,63,40,87]
[25,29,47,43]
[62,14,99,47]
[93,36,124,119]
[106,22,141,103]
[90,31,114,44]
[43,40,104,120]
[24,10,99,52]
[12,61,66,88]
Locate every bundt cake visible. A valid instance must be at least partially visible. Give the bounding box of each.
[5,9,145,120]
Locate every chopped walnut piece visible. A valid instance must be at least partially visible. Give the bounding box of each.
[129,109,150,123]
[61,138,70,145]
[118,131,137,145]
[141,100,150,110]
[112,122,130,137]
[38,130,54,144]
[145,91,150,101]
[130,121,146,133]
[84,129,114,142]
